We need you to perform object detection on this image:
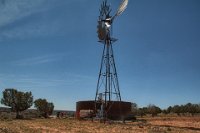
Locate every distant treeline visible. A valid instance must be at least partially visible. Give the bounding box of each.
[132,103,200,117]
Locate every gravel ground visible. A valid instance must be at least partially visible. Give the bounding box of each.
[0,117,200,133]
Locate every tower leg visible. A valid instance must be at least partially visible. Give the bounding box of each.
[95,39,121,120]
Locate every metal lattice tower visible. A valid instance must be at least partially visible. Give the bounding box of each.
[95,34,122,102]
[95,0,128,120]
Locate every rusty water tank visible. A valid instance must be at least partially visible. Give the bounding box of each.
[76,100,131,120]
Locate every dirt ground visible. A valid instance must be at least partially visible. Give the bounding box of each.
[0,117,200,133]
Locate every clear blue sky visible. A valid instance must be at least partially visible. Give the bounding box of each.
[0,0,200,110]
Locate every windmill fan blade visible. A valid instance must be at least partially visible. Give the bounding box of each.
[116,0,128,16]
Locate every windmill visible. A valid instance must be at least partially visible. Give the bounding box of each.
[95,0,129,120]
[76,0,131,121]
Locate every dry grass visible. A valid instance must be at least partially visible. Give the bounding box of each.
[0,117,200,133]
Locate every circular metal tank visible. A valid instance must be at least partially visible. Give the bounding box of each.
[76,100,131,120]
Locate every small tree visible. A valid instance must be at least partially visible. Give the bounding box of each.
[137,108,146,117]
[172,105,181,116]
[1,88,33,119]
[147,104,161,117]
[34,99,54,118]
[185,103,199,116]
[167,106,172,114]
[47,102,54,115]
[162,109,168,114]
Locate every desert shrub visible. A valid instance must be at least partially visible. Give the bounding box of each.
[0,112,13,121]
